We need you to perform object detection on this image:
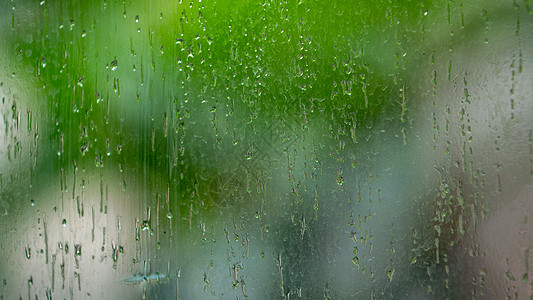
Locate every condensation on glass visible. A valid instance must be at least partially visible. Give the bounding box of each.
[0,0,531,299]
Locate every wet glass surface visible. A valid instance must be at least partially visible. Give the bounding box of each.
[0,0,532,299]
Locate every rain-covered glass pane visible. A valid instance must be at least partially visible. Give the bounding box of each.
[1,0,532,299]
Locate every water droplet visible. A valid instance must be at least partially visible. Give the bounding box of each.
[352,256,359,268]
[387,268,395,281]
[110,59,118,71]
[25,246,31,259]
[141,220,150,231]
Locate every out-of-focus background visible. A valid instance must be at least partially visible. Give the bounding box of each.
[0,0,532,299]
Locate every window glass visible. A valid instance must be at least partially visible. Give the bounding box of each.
[1,0,532,298]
